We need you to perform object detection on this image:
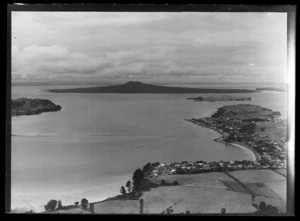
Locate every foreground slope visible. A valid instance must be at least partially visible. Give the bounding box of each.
[90,169,286,214]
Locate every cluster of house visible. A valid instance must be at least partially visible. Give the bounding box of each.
[189,117,243,137]
[190,117,286,167]
[176,116,287,177]
[147,159,286,177]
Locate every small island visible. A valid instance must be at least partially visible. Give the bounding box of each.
[12,98,62,116]
[187,95,251,102]
[255,87,286,92]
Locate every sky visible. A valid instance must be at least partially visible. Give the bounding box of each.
[11,12,287,85]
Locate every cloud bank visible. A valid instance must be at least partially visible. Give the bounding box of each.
[11,12,287,84]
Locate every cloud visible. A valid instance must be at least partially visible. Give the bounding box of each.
[12,45,112,78]
[11,12,288,84]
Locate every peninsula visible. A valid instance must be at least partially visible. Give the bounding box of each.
[187,95,251,102]
[47,81,257,94]
[186,104,286,165]
[12,98,62,116]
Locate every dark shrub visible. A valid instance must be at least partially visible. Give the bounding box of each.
[172,181,179,186]
[44,199,57,211]
[81,198,89,209]
[259,201,266,211]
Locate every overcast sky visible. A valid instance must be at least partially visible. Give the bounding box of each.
[11,12,287,85]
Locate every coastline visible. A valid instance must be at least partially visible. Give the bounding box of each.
[185,118,259,162]
[213,137,258,161]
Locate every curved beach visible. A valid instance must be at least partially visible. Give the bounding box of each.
[229,142,259,161]
[212,135,258,161]
[188,109,259,162]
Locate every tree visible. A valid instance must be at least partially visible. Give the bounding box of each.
[74,201,79,207]
[259,201,266,211]
[57,200,62,209]
[132,168,144,191]
[120,186,126,195]
[126,180,132,193]
[142,162,151,173]
[44,199,57,211]
[81,198,88,209]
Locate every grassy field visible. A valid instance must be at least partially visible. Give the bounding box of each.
[93,200,140,214]
[228,170,286,183]
[141,170,286,214]
[53,170,287,214]
[43,207,92,214]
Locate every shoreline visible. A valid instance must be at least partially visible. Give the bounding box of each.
[213,137,258,161]
[185,119,259,162]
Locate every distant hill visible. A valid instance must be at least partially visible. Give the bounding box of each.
[47,81,257,94]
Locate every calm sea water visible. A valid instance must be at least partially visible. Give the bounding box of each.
[11,85,287,212]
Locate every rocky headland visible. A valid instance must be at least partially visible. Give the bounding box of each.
[12,98,62,116]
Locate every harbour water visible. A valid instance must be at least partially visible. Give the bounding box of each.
[10,85,286,212]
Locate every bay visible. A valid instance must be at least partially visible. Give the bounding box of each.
[10,85,286,212]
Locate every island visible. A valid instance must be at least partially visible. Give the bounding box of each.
[47,81,257,94]
[255,87,286,92]
[12,98,62,116]
[187,95,251,102]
